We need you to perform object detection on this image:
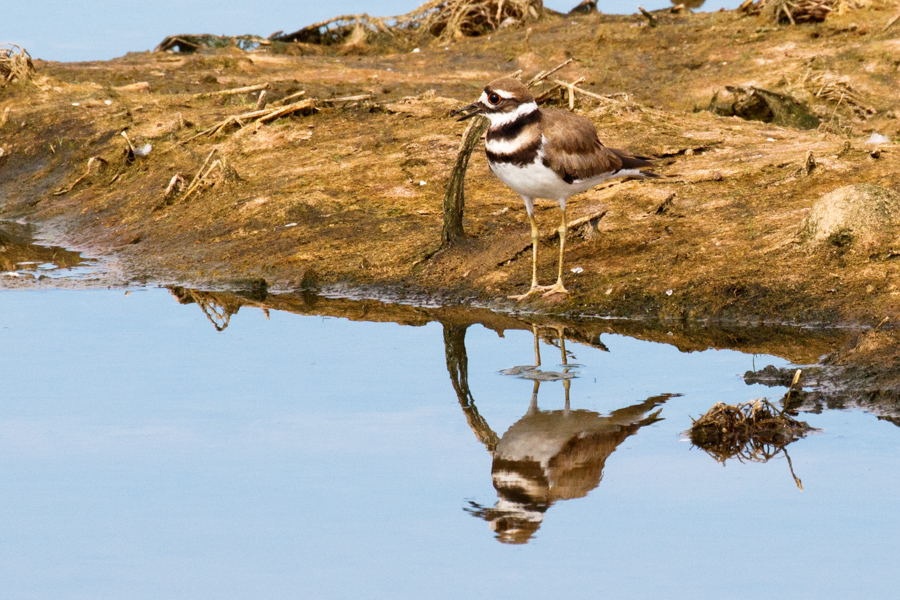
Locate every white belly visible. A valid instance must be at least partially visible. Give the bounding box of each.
[489,155,640,201]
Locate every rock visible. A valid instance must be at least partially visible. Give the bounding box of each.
[715,86,820,130]
[568,0,597,15]
[800,184,900,250]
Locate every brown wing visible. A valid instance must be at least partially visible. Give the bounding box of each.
[540,109,622,182]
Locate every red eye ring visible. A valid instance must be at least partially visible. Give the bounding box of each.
[488,93,501,104]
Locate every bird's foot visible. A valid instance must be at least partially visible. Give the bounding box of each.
[509,284,561,301]
[541,283,569,297]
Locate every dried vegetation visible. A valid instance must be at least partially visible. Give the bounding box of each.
[689,397,815,488]
[0,43,34,86]
[271,0,543,49]
[740,0,880,24]
[689,398,813,462]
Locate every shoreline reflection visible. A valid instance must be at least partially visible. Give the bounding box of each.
[445,323,677,544]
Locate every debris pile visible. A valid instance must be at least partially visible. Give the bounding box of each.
[154,34,271,54]
[270,0,544,48]
[739,0,874,23]
[689,399,814,464]
[0,44,34,85]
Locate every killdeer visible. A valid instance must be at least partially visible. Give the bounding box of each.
[455,77,658,299]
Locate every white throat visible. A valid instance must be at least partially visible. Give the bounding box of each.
[485,101,539,127]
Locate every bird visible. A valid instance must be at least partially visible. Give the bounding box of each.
[454,77,658,300]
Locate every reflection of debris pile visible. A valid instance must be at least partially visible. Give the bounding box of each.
[0,43,34,85]
[272,0,543,48]
[689,399,814,466]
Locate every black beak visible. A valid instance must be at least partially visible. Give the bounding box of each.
[452,102,483,121]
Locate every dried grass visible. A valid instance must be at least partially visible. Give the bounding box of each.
[740,0,875,22]
[272,0,543,48]
[0,43,35,85]
[689,399,814,464]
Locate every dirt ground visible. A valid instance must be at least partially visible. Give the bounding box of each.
[2,6,900,347]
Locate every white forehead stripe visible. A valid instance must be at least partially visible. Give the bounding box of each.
[484,101,538,127]
[479,89,515,105]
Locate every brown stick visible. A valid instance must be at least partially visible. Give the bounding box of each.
[181,160,223,203]
[182,99,316,142]
[883,11,900,33]
[273,90,306,106]
[52,156,108,195]
[319,94,373,105]
[196,83,269,98]
[253,99,316,124]
[550,78,624,103]
[164,173,185,199]
[183,148,218,199]
[442,116,488,247]
[639,6,658,27]
[526,58,575,87]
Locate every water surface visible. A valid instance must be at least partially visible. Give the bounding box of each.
[1,288,897,599]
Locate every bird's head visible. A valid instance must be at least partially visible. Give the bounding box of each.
[453,77,536,124]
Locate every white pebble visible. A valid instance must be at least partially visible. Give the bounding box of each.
[866,133,891,145]
[570,266,584,274]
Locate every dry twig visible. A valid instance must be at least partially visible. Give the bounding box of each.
[194,83,269,98]
[52,157,109,195]
[638,6,658,27]
[182,98,317,143]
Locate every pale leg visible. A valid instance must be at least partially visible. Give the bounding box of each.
[509,196,550,300]
[542,202,569,296]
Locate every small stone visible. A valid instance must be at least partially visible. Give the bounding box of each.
[866,133,890,145]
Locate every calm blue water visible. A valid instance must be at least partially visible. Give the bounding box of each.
[3,0,743,62]
[1,287,897,599]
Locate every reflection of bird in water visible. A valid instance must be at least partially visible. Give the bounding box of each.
[468,382,671,544]
[443,322,675,544]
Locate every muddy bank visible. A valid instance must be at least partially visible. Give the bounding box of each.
[166,284,900,425]
[2,5,900,326]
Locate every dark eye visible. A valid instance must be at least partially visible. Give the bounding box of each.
[488,93,501,104]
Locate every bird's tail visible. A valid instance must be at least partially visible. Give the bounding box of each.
[610,148,661,178]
